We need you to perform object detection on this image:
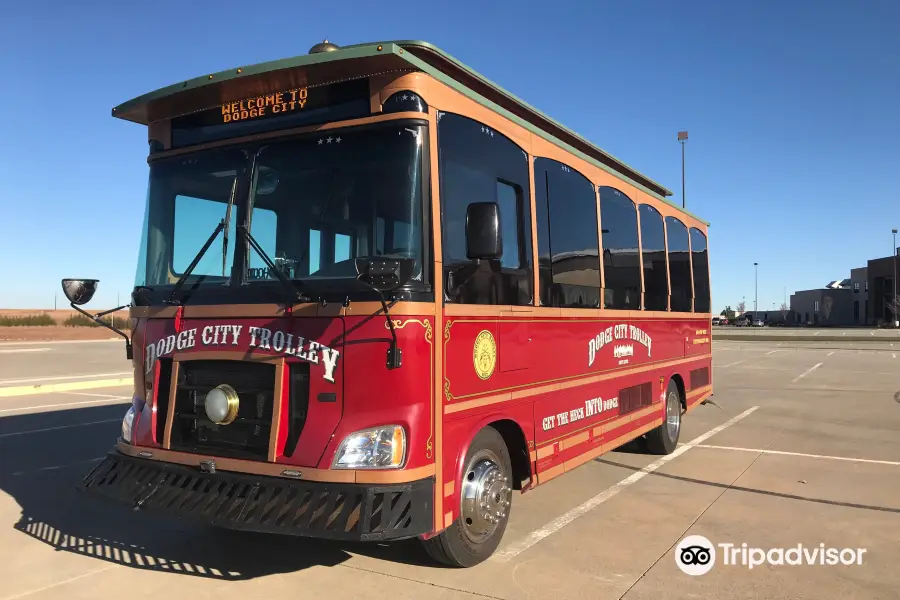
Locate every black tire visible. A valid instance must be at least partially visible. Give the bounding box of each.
[422,427,512,567]
[645,379,682,455]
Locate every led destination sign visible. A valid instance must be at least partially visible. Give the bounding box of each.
[168,78,371,148]
[221,88,309,123]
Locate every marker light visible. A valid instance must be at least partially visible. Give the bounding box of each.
[331,425,407,469]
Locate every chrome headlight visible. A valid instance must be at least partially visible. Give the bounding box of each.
[121,405,136,443]
[205,384,239,425]
[331,425,406,470]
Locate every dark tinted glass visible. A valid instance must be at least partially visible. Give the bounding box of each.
[690,228,710,313]
[639,204,667,311]
[534,158,600,308]
[599,187,641,310]
[437,113,533,305]
[666,216,692,312]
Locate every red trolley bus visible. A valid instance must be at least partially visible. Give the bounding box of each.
[67,39,713,567]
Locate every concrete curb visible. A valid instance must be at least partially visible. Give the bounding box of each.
[713,334,898,343]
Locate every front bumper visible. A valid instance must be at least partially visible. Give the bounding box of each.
[79,451,434,542]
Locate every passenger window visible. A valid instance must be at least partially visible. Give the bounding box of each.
[335,233,351,263]
[598,187,641,310]
[497,181,522,269]
[309,229,321,274]
[690,228,711,313]
[437,112,533,305]
[534,158,600,308]
[638,204,668,311]
[665,217,692,312]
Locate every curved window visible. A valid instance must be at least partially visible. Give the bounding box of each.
[666,217,692,312]
[690,228,710,313]
[437,112,533,305]
[599,187,641,310]
[638,204,667,311]
[534,158,600,308]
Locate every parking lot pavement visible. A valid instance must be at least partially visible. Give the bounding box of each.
[1,341,899,599]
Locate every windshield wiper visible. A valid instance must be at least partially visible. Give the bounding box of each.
[165,220,225,306]
[239,223,311,304]
[221,179,236,277]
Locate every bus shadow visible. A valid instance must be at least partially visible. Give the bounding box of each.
[0,405,435,582]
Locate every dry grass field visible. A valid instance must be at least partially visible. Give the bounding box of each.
[0,309,124,342]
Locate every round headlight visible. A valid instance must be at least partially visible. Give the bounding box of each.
[205,384,239,425]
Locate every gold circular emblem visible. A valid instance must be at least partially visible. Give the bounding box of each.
[473,330,497,380]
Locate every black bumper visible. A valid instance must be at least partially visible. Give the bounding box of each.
[79,451,434,542]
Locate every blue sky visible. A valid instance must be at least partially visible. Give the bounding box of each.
[1,0,898,311]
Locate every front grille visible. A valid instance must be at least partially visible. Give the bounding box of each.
[169,360,276,461]
[80,452,433,542]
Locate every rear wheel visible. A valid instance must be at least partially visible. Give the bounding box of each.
[422,427,512,567]
[645,380,682,455]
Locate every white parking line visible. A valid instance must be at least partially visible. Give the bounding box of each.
[814,332,821,336]
[0,372,131,386]
[716,360,746,368]
[490,406,760,562]
[791,362,823,383]
[827,351,835,357]
[0,396,129,414]
[0,348,50,354]
[695,444,900,467]
[9,456,105,477]
[0,419,120,438]
[765,350,783,355]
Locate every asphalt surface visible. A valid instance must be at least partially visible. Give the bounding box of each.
[0,338,898,599]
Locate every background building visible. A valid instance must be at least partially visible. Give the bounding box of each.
[790,288,854,326]
[867,250,899,325]
[850,267,868,325]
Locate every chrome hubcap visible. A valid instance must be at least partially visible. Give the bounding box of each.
[460,449,511,543]
[666,390,681,440]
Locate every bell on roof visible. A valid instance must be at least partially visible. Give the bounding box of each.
[309,39,340,54]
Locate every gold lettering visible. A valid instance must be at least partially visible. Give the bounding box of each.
[256,96,264,109]
[223,113,232,123]
[289,101,296,110]
[289,90,297,101]
[240,110,249,120]
[298,87,308,100]
[249,108,258,118]
[221,104,231,115]
[272,103,280,113]
[265,94,275,106]
[258,106,266,116]
[231,102,239,114]
[247,98,255,109]
[276,92,284,105]
[298,99,307,108]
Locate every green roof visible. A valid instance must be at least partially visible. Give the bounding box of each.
[113,40,707,225]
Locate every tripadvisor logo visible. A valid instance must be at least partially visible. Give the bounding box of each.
[675,535,867,575]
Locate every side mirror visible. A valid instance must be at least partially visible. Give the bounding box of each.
[466,202,502,260]
[61,279,99,305]
[355,257,415,292]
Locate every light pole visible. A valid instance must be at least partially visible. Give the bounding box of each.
[754,262,758,317]
[893,228,898,327]
[677,131,688,208]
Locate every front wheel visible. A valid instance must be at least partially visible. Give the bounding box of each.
[422,427,512,567]
[645,379,683,455]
